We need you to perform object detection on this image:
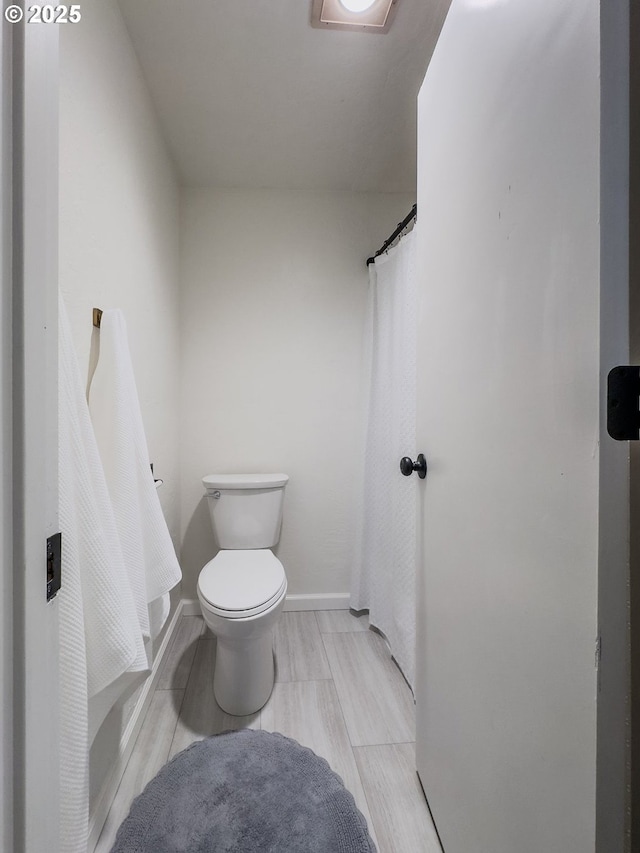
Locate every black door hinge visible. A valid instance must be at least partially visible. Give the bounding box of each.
[47,532,62,602]
[607,366,640,440]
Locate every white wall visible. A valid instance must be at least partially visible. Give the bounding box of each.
[58,0,181,812]
[179,188,413,600]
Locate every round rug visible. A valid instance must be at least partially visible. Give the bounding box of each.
[111,729,377,852]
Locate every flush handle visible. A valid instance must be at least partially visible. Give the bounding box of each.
[211,490,221,499]
[400,454,427,479]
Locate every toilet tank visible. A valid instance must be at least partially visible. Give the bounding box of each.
[202,473,289,549]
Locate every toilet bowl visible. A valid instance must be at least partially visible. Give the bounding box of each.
[197,473,288,716]
[198,549,287,715]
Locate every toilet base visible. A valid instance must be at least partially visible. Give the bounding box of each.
[198,588,286,717]
[213,632,275,716]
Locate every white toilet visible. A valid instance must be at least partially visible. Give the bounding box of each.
[197,473,288,716]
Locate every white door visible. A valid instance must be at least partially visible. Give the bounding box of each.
[413,1,626,851]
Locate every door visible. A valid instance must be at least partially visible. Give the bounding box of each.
[413,1,625,851]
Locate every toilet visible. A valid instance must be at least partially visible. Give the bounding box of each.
[197,473,288,716]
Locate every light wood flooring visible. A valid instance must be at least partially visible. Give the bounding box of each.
[95,610,442,852]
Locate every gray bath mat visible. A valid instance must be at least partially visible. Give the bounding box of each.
[110,729,377,852]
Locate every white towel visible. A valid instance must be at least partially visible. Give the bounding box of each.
[58,294,147,853]
[88,309,181,644]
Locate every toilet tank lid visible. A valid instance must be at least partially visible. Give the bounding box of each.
[202,473,289,490]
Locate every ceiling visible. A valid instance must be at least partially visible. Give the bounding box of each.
[118,0,451,193]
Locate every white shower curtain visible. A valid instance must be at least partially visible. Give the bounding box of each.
[351,228,418,689]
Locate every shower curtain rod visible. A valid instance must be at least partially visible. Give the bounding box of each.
[366,204,417,266]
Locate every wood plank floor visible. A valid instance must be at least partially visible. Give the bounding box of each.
[94,610,442,853]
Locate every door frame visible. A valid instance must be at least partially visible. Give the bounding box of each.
[1,11,15,852]
[11,8,60,851]
[628,0,640,846]
[597,0,634,850]
[3,1,635,851]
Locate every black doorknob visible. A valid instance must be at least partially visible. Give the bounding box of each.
[400,454,427,479]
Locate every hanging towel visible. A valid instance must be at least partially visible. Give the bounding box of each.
[58,293,147,853]
[88,309,182,644]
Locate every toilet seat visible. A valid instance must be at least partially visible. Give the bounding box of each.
[198,549,287,619]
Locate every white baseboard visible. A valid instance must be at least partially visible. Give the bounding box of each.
[88,600,186,852]
[181,598,202,616]
[283,593,350,611]
[182,593,351,615]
